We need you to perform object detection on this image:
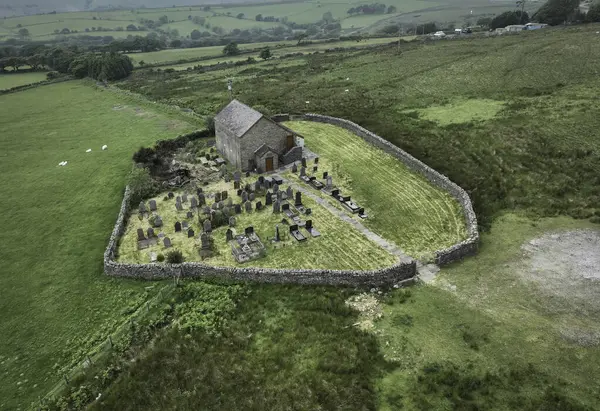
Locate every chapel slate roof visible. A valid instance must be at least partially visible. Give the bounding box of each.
[215,100,263,138]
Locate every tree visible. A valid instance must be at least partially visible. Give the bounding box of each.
[295,32,308,45]
[126,24,137,31]
[222,42,239,56]
[60,28,70,34]
[476,16,493,27]
[259,47,271,60]
[347,7,357,15]
[255,14,263,21]
[587,1,600,21]
[158,15,169,25]
[192,16,206,26]
[532,0,580,25]
[203,5,210,11]
[170,39,182,47]
[490,11,529,29]
[237,13,245,19]
[387,5,397,14]
[322,11,334,22]
[516,0,528,23]
[191,29,202,40]
[18,28,30,39]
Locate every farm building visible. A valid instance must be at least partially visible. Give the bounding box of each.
[215,100,303,172]
[505,24,526,32]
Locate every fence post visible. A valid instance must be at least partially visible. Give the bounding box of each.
[108,335,113,348]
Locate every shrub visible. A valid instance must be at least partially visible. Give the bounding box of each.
[132,146,157,164]
[205,116,215,134]
[46,71,61,80]
[166,250,184,264]
[127,166,158,205]
[157,254,165,262]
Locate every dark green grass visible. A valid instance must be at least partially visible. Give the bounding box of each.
[90,284,385,411]
[0,81,200,409]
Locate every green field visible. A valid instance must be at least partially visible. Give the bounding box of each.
[0,71,47,90]
[285,121,466,257]
[0,81,200,410]
[118,182,397,270]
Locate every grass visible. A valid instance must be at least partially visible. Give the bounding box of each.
[117,182,398,270]
[284,121,467,257]
[0,71,48,90]
[0,80,200,410]
[407,98,506,125]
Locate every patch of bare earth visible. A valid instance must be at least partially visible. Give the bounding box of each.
[346,293,383,331]
[519,229,600,345]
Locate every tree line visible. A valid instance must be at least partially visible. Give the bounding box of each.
[0,44,133,81]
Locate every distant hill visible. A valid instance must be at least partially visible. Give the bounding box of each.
[0,0,277,17]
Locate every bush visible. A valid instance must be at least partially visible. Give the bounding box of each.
[132,146,158,164]
[46,71,61,80]
[157,254,165,262]
[166,250,184,264]
[205,116,215,134]
[127,166,158,205]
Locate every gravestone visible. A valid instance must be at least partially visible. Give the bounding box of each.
[246,171,250,177]
[275,224,281,242]
[137,228,146,241]
[187,211,193,219]
[281,218,289,225]
[273,200,281,213]
[221,191,228,200]
[187,228,195,238]
[241,191,248,203]
[323,172,328,179]
[254,181,261,192]
[149,200,157,211]
[313,166,318,172]
[150,252,157,263]
[211,202,219,211]
[196,188,203,195]
[220,164,227,177]
[234,204,242,214]
[265,192,273,206]
[259,176,265,184]
[295,192,303,206]
[147,227,155,238]
[174,221,182,232]
[222,206,230,216]
[226,229,234,242]
[305,208,312,216]
[190,197,198,209]
[224,174,230,183]
[306,220,313,231]
[139,201,147,214]
[198,193,206,206]
[245,183,252,192]
[215,192,222,203]
[227,198,233,207]
[203,219,212,233]
[182,221,189,230]
[331,189,340,198]
[153,216,163,227]
[218,201,225,210]
[273,183,279,194]
[245,226,254,236]
[314,157,319,164]
[326,176,333,190]
[286,186,293,199]
[234,171,241,182]
[158,232,165,238]
[249,192,255,202]
[301,157,307,167]
[291,163,298,173]
[277,191,283,201]
[299,167,306,177]
[200,233,210,250]
[234,181,240,190]
[168,192,174,199]
[176,196,182,204]
[245,201,252,213]
[237,189,243,196]
[182,193,188,203]
[229,216,236,227]
[202,206,211,215]
[163,237,172,248]
[175,202,183,211]
[256,201,263,211]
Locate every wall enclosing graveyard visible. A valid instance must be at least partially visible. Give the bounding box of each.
[105,113,478,285]
[274,113,479,266]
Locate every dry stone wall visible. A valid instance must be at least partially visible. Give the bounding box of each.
[276,114,479,265]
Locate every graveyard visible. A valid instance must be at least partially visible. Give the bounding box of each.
[117,174,398,271]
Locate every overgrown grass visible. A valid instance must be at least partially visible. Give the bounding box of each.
[90,283,387,411]
[284,121,467,257]
[0,80,200,410]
